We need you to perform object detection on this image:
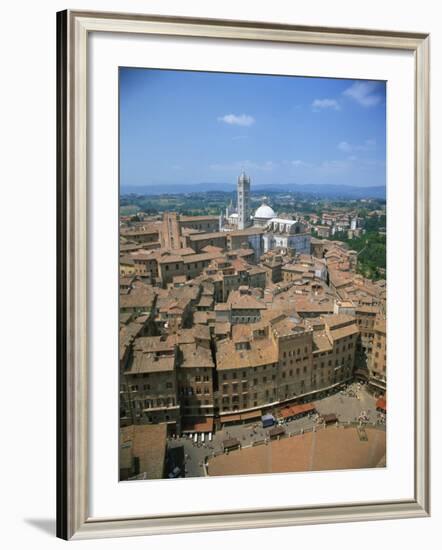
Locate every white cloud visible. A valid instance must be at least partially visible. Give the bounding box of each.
[312,98,340,111]
[218,114,255,126]
[291,160,313,168]
[338,139,376,153]
[338,141,352,153]
[343,82,383,107]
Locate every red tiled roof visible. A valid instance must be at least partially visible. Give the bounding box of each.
[277,403,316,419]
[376,398,387,411]
[181,417,214,432]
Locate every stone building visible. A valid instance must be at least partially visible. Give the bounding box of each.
[185,231,227,253]
[226,227,264,256]
[355,305,379,357]
[270,316,314,402]
[160,212,219,249]
[226,287,267,324]
[157,251,221,287]
[260,252,283,284]
[120,223,160,245]
[317,314,359,389]
[178,342,215,419]
[262,218,311,255]
[121,337,181,433]
[367,317,387,394]
[215,327,279,413]
[213,312,359,418]
[179,214,220,233]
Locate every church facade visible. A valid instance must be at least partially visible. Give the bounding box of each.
[220,172,311,257]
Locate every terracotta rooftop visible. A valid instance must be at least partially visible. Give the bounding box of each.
[180,343,214,369]
[216,337,278,370]
[132,336,173,352]
[271,316,308,338]
[183,252,223,264]
[120,286,156,311]
[189,231,226,241]
[214,321,231,335]
[193,311,216,325]
[120,424,167,480]
[127,352,175,374]
[328,323,359,341]
[227,227,265,237]
[312,331,333,353]
[227,291,267,311]
[180,215,219,222]
[119,321,145,361]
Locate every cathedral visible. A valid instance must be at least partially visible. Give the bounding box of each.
[220,172,311,256]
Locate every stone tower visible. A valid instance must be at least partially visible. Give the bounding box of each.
[237,171,251,230]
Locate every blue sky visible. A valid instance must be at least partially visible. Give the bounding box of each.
[120,68,386,188]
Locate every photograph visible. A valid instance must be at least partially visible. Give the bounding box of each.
[0,1,434,546]
[118,68,387,481]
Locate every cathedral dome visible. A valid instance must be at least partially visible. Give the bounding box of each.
[254,203,276,220]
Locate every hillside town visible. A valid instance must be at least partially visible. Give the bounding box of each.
[119,173,387,481]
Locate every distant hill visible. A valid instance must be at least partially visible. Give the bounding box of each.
[121,182,386,200]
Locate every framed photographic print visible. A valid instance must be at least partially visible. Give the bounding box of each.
[57,10,430,540]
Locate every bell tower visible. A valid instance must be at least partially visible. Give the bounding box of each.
[237,171,251,230]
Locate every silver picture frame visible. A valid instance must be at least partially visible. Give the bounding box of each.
[56,9,430,540]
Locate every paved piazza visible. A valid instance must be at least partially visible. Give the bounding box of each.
[166,383,386,478]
